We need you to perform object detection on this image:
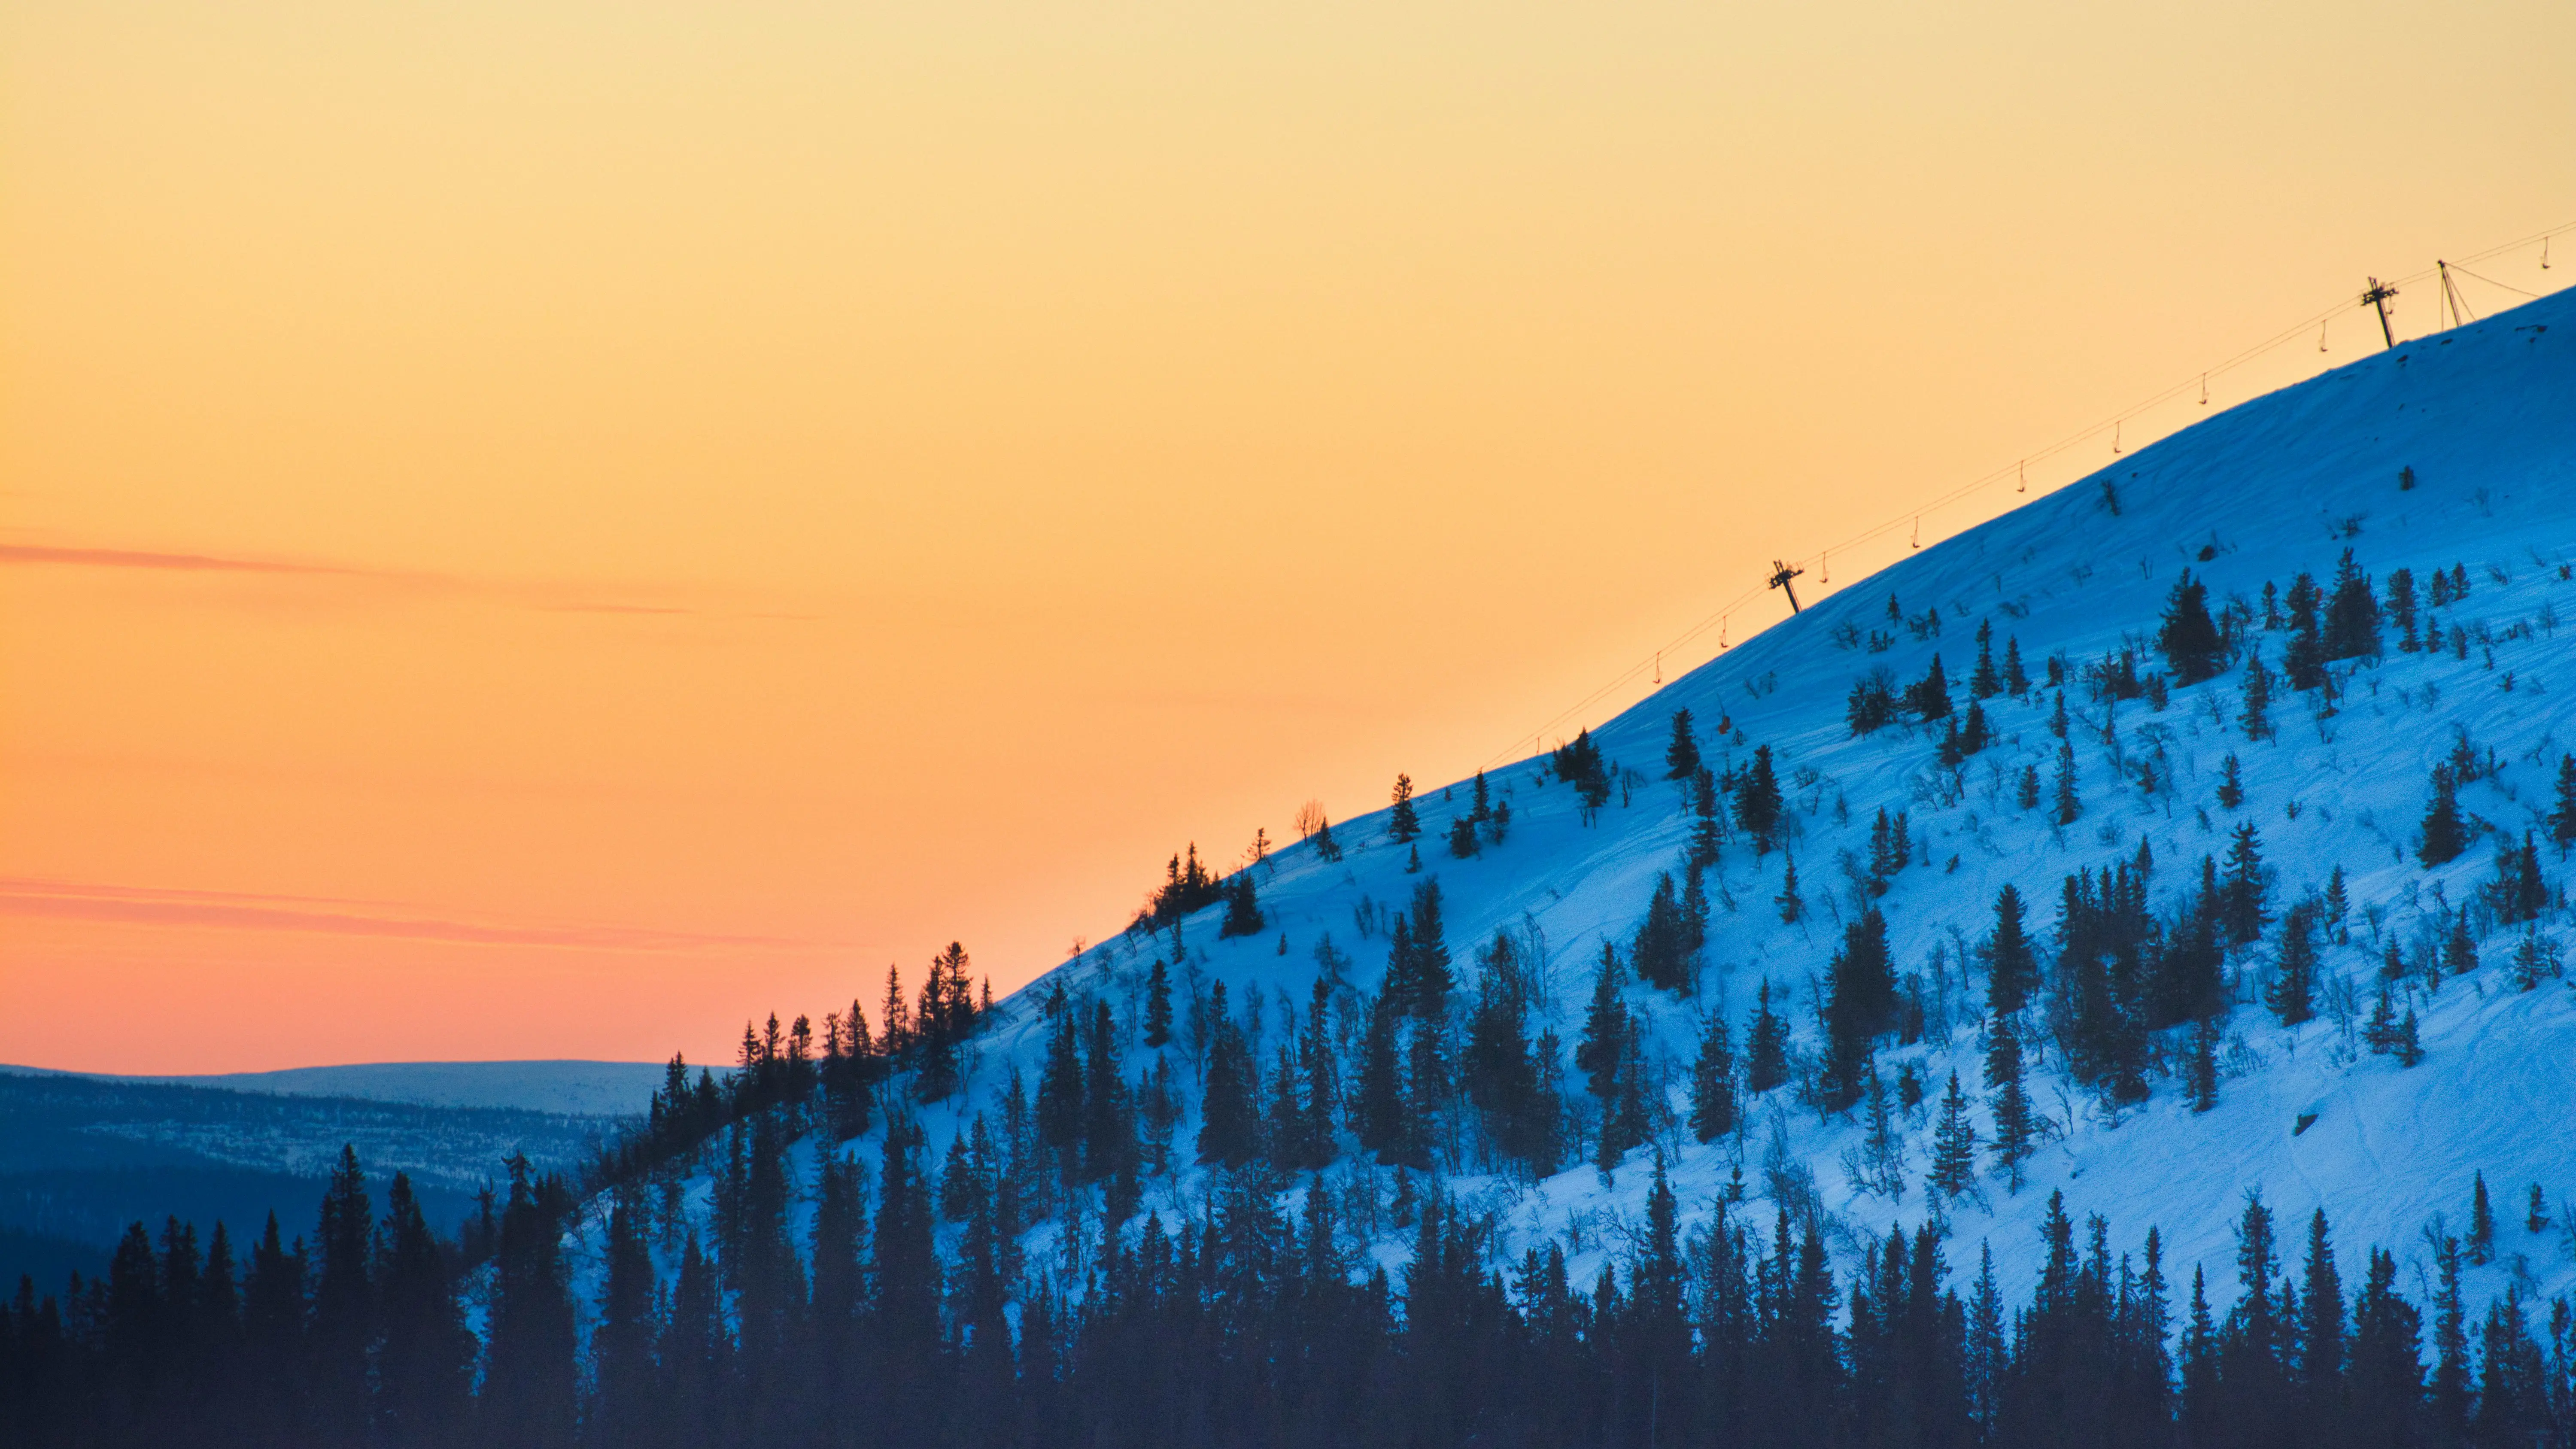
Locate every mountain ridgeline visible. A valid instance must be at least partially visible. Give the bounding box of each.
[9,290,2576,1447]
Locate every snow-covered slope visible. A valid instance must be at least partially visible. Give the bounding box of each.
[605,287,2576,1324]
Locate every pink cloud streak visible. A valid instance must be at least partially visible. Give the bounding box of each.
[0,878,826,953]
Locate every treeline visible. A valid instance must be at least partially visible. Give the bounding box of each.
[9,1136,2574,1449]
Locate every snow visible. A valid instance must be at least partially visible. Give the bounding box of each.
[577,284,2576,1325]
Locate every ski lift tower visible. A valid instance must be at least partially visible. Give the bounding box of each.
[1768,559,1806,614]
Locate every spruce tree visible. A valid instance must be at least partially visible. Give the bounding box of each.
[2157,568,2227,683]
[1985,1018,2033,1191]
[2551,755,2576,858]
[1197,1001,1258,1168]
[2294,1209,2345,1443]
[2051,740,2081,826]
[2187,1015,2221,1112]
[2467,1172,2495,1265]
[1631,872,1692,993]
[2216,752,2244,809]
[1353,986,1408,1163]
[1970,618,2002,699]
[1822,908,1895,1109]
[1664,708,1702,780]
[1143,957,1173,1049]
[1407,878,1454,1013]
[2322,548,2380,661]
[1985,884,2039,1016]
[2221,823,2269,945]
[2239,648,2273,740]
[1575,942,1628,1102]
[1689,766,1723,868]
[2284,571,2326,689]
[1929,1071,1979,1199]
[1689,1014,1735,1142]
[2418,764,2467,866]
[1389,773,1421,843]
[1745,979,1789,1094]
[1775,855,1803,924]
[2004,635,2030,695]
[2266,902,2318,1027]
[2348,1246,2423,1449]
[308,1145,374,1444]
[1735,744,1783,853]
[1219,872,1265,937]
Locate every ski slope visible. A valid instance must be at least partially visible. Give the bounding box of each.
[584,285,2576,1326]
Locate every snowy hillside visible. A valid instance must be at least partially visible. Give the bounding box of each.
[587,286,2576,1335]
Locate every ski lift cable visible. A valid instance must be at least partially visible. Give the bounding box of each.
[1480,222,2576,769]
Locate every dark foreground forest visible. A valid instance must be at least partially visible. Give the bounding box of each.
[5,1129,2572,1449]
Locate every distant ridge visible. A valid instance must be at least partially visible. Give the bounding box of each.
[1,1059,666,1117]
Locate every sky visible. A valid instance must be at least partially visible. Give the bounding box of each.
[3,0,2571,1074]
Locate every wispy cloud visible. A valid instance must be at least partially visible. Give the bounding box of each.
[0,878,825,953]
[0,544,359,575]
[0,538,764,620]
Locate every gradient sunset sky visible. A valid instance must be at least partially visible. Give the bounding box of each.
[5,0,2571,1073]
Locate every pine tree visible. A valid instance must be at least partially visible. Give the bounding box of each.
[1575,942,1628,1102]
[1219,872,1265,938]
[1909,653,1953,721]
[482,1153,575,1449]
[2467,1172,2495,1265]
[2158,569,2227,683]
[1353,986,1408,1163]
[2386,566,2419,650]
[1143,957,1173,1049]
[2051,741,2081,826]
[2294,1209,2345,1443]
[2266,902,2318,1027]
[1665,708,1702,780]
[2551,755,2576,858]
[2187,1015,2221,1112]
[1985,1018,2033,1191]
[2418,764,2467,866]
[308,1145,374,1444]
[1689,766,1723,868]
[1745,979,1789,1094]
[377,1171,472,1448]
[1930,1072,1979,1199]
[2284,571,2327,689]
[2221,823,2269,945]
[2349,1246,2423,1449]
[1407,877,1453,1012]
[1985,883,2039,1015]
[1971,618,2002,699]
[2323,548,2380,661]
[2395,1008,2425,1066]
[2239,647,2273,740]
[1389,773,1421,843]
[1822,908,1895,1109]
[1197,997,1259,1168]
[1632,872,1693,993]
[1689,1014,1735,1142]
[1735,744,1784,853]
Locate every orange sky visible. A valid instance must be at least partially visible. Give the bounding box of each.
[4,0,2571,1074]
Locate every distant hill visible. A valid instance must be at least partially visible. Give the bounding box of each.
[0,1064,640,1290]
[122,1059,668,1117]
